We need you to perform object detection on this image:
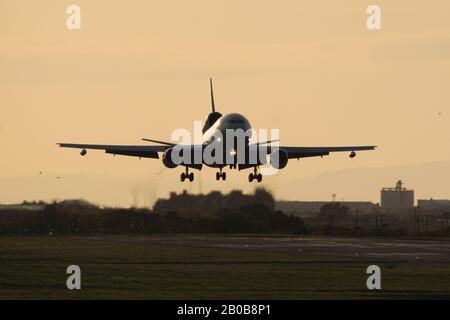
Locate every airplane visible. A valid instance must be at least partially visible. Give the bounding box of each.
[58,79,376,183]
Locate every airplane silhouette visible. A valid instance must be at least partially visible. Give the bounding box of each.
[58,79,376,182]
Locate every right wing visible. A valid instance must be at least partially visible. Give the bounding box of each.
[57,143,170,159]
[278,145,376,158]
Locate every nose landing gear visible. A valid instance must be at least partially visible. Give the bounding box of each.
[248,167,262,183]
[180,167,194,182]
[216,168,226,181]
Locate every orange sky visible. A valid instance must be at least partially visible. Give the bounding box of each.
[1,1,450,206]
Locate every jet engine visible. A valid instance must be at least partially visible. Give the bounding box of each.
[270,149,289,169]
[162,148,178,168]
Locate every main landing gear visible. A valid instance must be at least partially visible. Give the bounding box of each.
[180,167,194,182]
[216,168,226,181]
[248,167,262,183]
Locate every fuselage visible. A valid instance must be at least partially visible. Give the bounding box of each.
[200,113,253,168]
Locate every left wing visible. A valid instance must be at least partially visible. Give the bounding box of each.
[57,143,170,158]
[272,145,376,158]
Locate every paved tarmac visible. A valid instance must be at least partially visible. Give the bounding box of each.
[91,235,450,261]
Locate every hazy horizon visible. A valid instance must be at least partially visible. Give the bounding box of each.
[1,161,450,208]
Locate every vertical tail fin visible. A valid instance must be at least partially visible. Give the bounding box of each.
[210,77,215,113]
[203,77,222,133]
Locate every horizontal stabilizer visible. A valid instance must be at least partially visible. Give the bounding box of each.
[142,138,175,146]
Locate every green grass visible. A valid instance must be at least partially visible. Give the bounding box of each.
[0,236,449,299]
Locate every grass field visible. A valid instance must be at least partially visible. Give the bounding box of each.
[0,236,449,299]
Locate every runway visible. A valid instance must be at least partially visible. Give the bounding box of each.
[91,235,450,261]
[2,236,450,299]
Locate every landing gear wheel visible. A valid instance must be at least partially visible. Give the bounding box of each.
[248,167,262,183]
[181,167,193,182]
[216,169,226,181]
[256,173,262,183]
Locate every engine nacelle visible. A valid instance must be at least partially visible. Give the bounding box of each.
[270,149,289,169]
[162,148,178,169]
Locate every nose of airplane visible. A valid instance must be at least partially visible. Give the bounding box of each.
[219,113,251,131]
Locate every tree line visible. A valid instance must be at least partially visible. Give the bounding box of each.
[0,189,306,235]
[1,189,448,237]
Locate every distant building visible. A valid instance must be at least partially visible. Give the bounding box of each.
[276,201,379,216]
[418,199,450,211]
[380,180,414,210]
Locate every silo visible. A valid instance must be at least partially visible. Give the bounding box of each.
[380,180,414,210]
